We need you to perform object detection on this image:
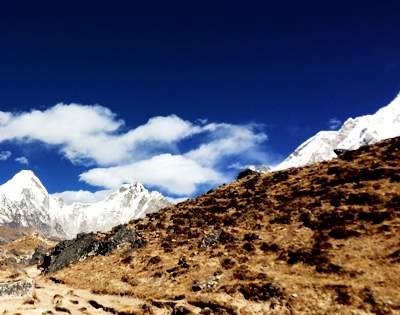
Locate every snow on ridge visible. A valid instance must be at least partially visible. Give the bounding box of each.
[0,170,170,239]
[274,93,400,171]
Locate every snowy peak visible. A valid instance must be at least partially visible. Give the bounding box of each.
[275,93,400,170]
[336,94,400,150]
[0,170,48,202]
[54,181,170,238]
[0,171,170,239]
[0,170,61,237]
[105,182,145,203]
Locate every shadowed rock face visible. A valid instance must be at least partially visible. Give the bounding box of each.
[236,169,260,180]
[41,225,146,273]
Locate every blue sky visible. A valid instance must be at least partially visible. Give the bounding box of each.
[0,1,399,200]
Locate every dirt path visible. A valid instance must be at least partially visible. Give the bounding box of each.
[0,267,154,314]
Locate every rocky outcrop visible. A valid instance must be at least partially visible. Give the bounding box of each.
[41,225,146,273]
[236,168,260,180]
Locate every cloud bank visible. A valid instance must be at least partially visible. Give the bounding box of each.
[0,103,268,196]
[52,189,111,205]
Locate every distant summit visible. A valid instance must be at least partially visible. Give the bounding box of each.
[0,170,170,239]
[275,93,400,170]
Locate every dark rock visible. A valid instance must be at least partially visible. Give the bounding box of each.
[334,149,355,161]
[28,245,47,265]
[41,225,146,273]
[236,169,258,180]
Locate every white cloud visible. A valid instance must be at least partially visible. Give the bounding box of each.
[185,123,267,167]
[0,104,198,166]
[328,117,342,130]
[15,156,29,165]
[0,103,268,196]
[52,189,111,205]
[228,162,271,172]
[166,196,189,204]
[0,111,12,125]
[79,154,224,195]
[0,151,11,161]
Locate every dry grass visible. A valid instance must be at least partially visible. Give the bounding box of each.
[0,234,56,282]
[3,233,56,254]
[48,137,400,314]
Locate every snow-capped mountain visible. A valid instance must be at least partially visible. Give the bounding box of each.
[0,170,64,236]
[275,93,400,170]
[54,182,169,238]
[0,170,170,239]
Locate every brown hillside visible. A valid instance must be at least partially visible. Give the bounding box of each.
[48,137,400,314]
[0,234,56,283]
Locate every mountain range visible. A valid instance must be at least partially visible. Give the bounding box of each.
[0,170,170,239]
[0,93,399,240]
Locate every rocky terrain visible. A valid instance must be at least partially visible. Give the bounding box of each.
[23,136,400,314]
[0,234,56,284]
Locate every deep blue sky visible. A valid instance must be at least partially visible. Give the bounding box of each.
[0,1,399,195]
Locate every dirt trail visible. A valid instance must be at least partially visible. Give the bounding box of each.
[0,267,151,315]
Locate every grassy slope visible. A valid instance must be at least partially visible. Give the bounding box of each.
[51,137,400,314]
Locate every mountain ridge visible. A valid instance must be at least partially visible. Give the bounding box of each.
[274,93,400,170]
[0,170,170,239]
